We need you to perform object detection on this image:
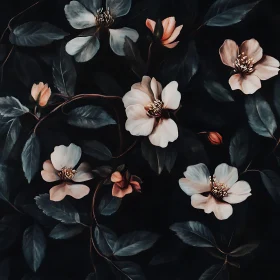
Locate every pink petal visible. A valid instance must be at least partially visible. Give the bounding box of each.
[111,171,123,183]
[149,118,178,148]
[41,170,60,182]
[66,183,90,199]
[163,41,179,49]
[214,163,238,188]
[223,181,251,204]
[162,25,183,45]
[162,81,181,110]
[43,160,57,172]
[125,104,155,136]
[130,181,141,192]
[49,183,68,201]
[146,19,156,33]
[150,77,162,100]
[239,39,263,64]
[112,184,133,198]
[73,162,93,182]
[219,39,239,67]
[240,74,261,95]
[162,17,176,40]
[31,82,45,101]
[38,86,51,107]
[179,163,211,196]
[191,194,233,220]
[229,74,243,91]
[254,55,280,80]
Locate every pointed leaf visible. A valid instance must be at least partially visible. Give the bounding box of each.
[82,140,112,161]
[260,170,280,203]
[0,96,29,117]
[199,264,228,280]
[113,261,146,280]
[94,225,117,256]
[229,242,259,257]
[49,223,84,239]
[204,80,234,102]
[98,190,122,216]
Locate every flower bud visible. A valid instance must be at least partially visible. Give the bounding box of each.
[208,132,223,145]
[31,82,51,107]
[111,171,122,183]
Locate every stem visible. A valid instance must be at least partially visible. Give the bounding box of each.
[0,45,14,84]
[240,169,260,176]
[273,138,280,153]
[146,42,153,71]
[92,180,104,225]
[112,139,138,159]
[6,200,23,214]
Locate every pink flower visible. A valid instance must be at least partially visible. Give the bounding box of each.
[41,144,93,201]
[123,76,181,148]
[179,163,251,220]
[111,171,141,198]
[31,82,51,107]
[146,17,183,48]
[219,39,280,95]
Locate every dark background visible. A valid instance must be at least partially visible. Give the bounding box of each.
[1,0,280,279]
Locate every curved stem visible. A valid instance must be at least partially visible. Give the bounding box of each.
[112,139,138,159]
[240,169,260,176]
[146,42,153,71]
[0,45,14,84]
[92,180,104,226]
[6,200,23,214]
[273,138,280,153]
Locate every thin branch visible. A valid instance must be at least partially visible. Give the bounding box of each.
[112,139,138,159]
[92,180,104,225]
[0,45,14,84]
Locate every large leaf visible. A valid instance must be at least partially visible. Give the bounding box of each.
[35,193,80,224]
[0,215,19,251]
[82,140,112,161]
[170,221,216,247]
[49,223,84,239]
[94,225,117,256]
[260,170,280,203]
[113,261,146,280]
[204,80,234,102]
[53,42,77,96]
[10,22,68,47]
[0,96,29,118]
[199,264,228,280]
[21,134,40,183]
[113,231,159,257]
[204,0,260,27]
[245,93,277,138]
[229,242,259,257]
[22,225,46,272]
[98,190,122,216]
[68,105,116,129]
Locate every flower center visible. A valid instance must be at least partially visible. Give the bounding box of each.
[210,176,228,199]
[96,8,114,27]
[234,52,254,74]
[58,167,76,180]
[145,100,164,118]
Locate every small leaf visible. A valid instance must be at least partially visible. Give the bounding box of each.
[53,42,77,97]
[10,22,69,47]
[229,242,259,257]
[113,261,146,280]
[22,225,46,272]
[0,258,10,280]
[35,193,80,224]
[0,215,19,251]
[113,231,159,257]
[204,80,234,102]
[68,105,116,129]
[49,224,84,239]
[82,140,112,161]
[245,93,277,138]
[94,225,117,256]
[260,170,280,203]
[98,190,122,216]
[21,134,40,183]
[170,221,216,247]
[199,264,228,280]
[0,96,29,118]
[204,0,260,27]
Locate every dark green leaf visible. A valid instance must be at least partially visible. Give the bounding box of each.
[21,134,40,183]
[0,96,29,118]
[229,242,259,257]
[260,170,280,203]
[49,223,84,239]
[35,193,80,224]
[92,166,113,178]
[165,143,177,172]
[204,80,234,102]
[10,22,68,47]
[149,253,178,266]
[0,164,11,203]
[82,140,112,161]
[94,225,117,256]
[113,261,146,280]
[0,258,10,280]
[85,273,96,280]
[170,221,216,247]
[0,215,19,251]
[98,190,122,216]
[245,93,277,138]
[113,231,159,256]
[68,105,116,129]
[199,264,228,280]
[53,42,77,96]
[22,225,46,272]
[154,19,163,39]
[204,0,260,27]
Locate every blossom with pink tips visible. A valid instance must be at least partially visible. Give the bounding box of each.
[31,82,51,107]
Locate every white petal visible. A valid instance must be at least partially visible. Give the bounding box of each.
[65,1,96,29]
[125,104,155,136]
[65,183,90,199]
[106,0,131,17]
[80,0,101,15]
[223,180,251,204]
[148,118,178,148]
[131,76,155,100]
[73,162,93,182]
[191,194,233,220]
[51,144,81,171]
[122,89,152,108]
[150,77,162,100]
[49,183,68,201]
[161,81,181,110]
[179,163,211,196]
[214,163,238,187]
[43,160,57,172]
[66,36,100,62]
[109,28,139,56]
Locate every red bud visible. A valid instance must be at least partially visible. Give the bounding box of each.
[208,132,223,145]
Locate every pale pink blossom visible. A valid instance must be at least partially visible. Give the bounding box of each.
[219,39,280,94]
[31,82,51,107]
[41,144,93,201]
[179,163,251,220]
[146,17,183,48]
[123,76,181,148]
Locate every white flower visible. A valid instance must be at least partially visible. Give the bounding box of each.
[64,0,139,62]
[122,76,181,148]
[179,163,252,220]
[41,143,93,201]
